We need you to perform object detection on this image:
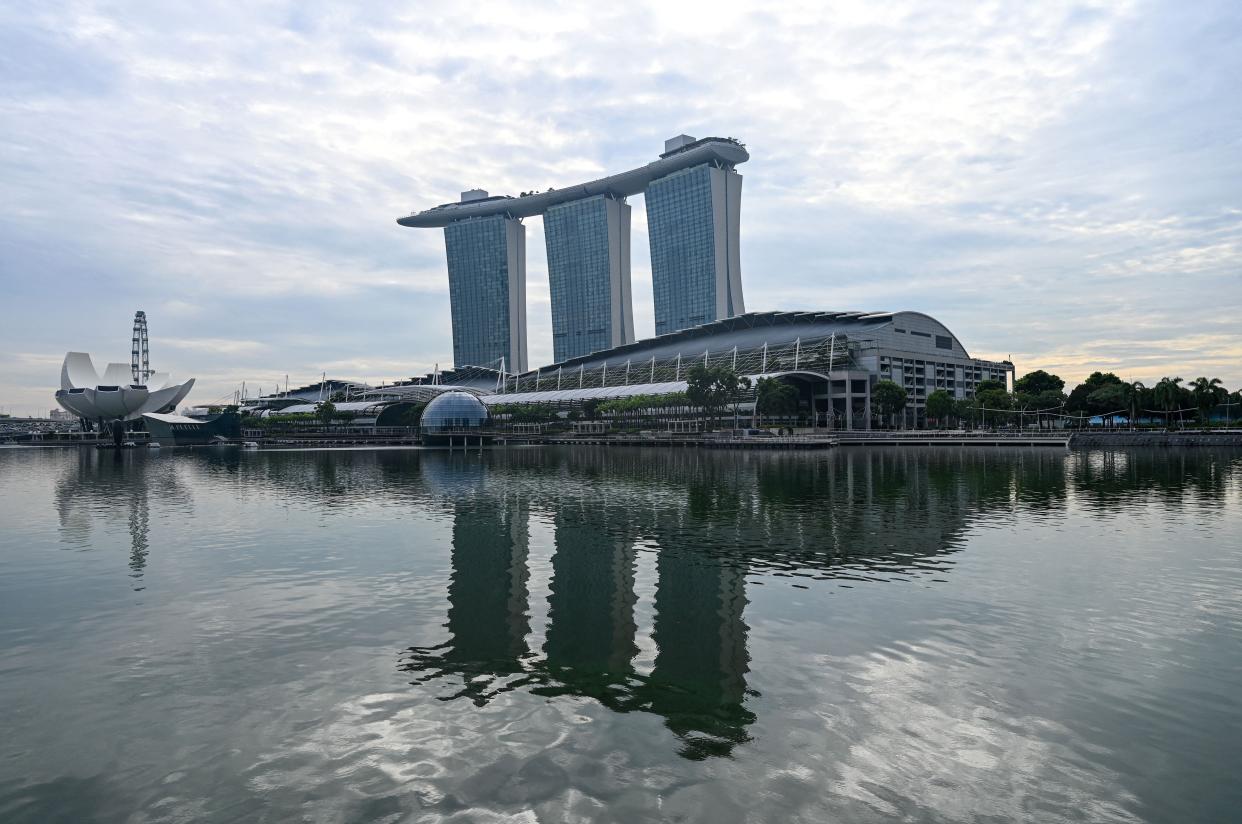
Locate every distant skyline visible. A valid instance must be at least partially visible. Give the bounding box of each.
[2,0,1240,415]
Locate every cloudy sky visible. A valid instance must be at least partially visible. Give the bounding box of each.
[2,0,1239,414]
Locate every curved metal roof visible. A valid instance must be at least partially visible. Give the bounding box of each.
[359,384,486,403]
[397,138,748,228]
[479,371,828,406]
[538,310,904,372]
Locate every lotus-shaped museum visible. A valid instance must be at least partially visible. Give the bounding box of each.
[55,352,195,422]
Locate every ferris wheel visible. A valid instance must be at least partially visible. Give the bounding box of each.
[131,310,152,384]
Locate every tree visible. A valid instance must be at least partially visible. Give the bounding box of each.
[925,389,955,429]
[1191,377,1225,424]
[730,375,752,427]
[1066,372,1123,416]
[1086,383,1127,426]
[1152,377,1184,428]
[975,378,1007,393]
[1014,388,1066,430]
[685,365,745,429]
[315,401,336,424]
[1014,370,1064,396]
[872,380,907,429]
[974,387,1012,428]
[755,378,798,426]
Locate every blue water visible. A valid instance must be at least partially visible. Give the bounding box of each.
[1,445,1239,822]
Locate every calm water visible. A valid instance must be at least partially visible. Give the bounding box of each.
[1,445,1240,823]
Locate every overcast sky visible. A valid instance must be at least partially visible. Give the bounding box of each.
[2,0,1239,414]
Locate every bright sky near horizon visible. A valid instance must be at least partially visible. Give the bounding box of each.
[1,0,1239,415]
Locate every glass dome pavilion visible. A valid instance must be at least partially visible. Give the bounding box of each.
[420,391,489,435]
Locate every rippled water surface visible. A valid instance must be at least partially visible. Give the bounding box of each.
[1,445,1240,822]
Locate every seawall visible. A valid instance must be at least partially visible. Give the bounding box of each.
[1071,431,1242,448]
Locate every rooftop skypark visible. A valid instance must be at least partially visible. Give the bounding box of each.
[397,136,749,370]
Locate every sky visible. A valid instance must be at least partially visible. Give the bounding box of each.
[1,0,1239,415]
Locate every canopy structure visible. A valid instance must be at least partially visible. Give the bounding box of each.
[480,372,825,407]
[482,381,690,406]
[274,401,391,416]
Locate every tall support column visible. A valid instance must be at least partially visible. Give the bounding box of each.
[844,375,854,431]
[444,215,528,373]
[545,195,635,363]
[864,381,872,431]
[646,163,745,335]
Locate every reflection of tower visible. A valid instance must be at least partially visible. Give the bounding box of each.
[543,502,637,677]
[127,475,149,581]
[53,449,178,589]
[642,549,753,759]
[444,495,531,672]
[401,484,534,705]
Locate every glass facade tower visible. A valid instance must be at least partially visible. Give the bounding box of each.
[543,195,635,363]
[443,215,528,372]
[400,137,749,365]
[645,163,745,336]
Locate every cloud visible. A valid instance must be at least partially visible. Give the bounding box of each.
[0,0,1239,414]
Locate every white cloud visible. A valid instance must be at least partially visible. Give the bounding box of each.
[0,0,1239,414]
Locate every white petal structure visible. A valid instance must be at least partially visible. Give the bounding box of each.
[100,362,132,386]
[62,352,102,391]
[54,352,195,421]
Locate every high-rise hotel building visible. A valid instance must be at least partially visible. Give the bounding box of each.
[398,136,749,371]
[645,138,744,335]
[442,210,528,372]
[543,195,633,363]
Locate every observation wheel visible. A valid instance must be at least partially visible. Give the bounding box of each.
[131,311,151,384]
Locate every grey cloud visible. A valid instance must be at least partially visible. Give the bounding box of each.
[0,0,1239,414]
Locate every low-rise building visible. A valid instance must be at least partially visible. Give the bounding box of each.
[479,309,1013,429]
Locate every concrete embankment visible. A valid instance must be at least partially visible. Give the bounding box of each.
[1071,431,1242,448]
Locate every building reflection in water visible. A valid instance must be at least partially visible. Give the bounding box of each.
[400,447,1037,759]
[421,493,533,703]
[48,444,1233,759]
[542,500,638,689]
[402,471,755,758]
[53,449,191,589]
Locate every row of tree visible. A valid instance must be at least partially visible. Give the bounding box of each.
[907,369,1239,429]
[490,366,804,430]
[683,365,802,427]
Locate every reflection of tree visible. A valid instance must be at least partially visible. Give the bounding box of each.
[54,449,192,588]
[1068,448,1239,512]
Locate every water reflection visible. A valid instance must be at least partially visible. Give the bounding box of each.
[38,445,1242,767]
[405,491,534,704]
[53,449,191,588]
[7,444,1240,820]
[399,447,1094,759]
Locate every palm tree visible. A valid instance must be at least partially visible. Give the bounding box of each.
[1191,377,1225,425]
[1153,377,1183,429]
